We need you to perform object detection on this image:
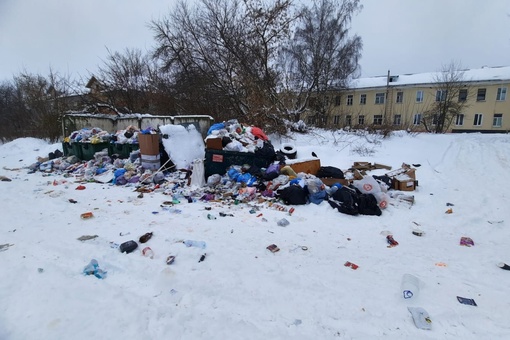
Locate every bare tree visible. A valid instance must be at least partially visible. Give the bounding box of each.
[150,0,296,133]
[279,0,363,124]
[422,61,471,133]
[0,69,79,141]
[95,48,159,114]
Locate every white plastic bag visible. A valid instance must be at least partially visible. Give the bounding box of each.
[353,176,381,195]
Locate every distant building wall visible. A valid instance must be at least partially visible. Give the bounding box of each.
[304,66,510,133]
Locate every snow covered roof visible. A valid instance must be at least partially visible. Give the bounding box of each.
[351,65,510,89]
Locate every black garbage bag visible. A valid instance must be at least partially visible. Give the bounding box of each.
[277,185,308,205]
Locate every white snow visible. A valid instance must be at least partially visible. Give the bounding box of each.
[1,130,510,339]
[352,65,510,89]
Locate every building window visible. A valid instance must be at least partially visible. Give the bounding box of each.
[347,94,353,106]
[358,115,365,125]
[477,88,486,101]
[360,94,366,105]
[493,113,503,127]
[373,115,383,125]
[413,113,422,125]
[346,115,352,126]
[455,114,464,126]
[497,87,507,101]
[436,90,447,102]
[333,115,340,125]
[375,93,385,104]
[416,90,424,103]
[458,89,468,102]
[473,113,483,126]
[396,91,403,103]
[393,114,401,125]
[335,95,341,106]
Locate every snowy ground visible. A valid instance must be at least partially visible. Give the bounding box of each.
[1,131,510,340]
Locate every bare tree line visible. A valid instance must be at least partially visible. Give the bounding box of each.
[0,0,467,143]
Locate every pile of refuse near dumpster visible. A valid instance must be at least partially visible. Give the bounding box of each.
[23,140,416,219]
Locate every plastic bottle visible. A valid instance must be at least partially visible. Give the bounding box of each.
[207,214,217,220]
[183,240,207,249]
[401,273,420,299]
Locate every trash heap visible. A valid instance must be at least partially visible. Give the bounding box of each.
[204,119,270,153]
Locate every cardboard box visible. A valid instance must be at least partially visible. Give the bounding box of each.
[287,159,321,175]
[393,179,415,191]
[138,134,160,155]
[206,137,223,150]
[319,178,351,187]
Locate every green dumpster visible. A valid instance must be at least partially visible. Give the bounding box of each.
[109,143,140,159]
[80,142,110,161]
[204,149,273,179]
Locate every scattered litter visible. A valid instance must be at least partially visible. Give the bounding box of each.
[198,253,207,262]
[77,235,98,241]
[219,212,234,217]
[277,218,290,227]
[139,232,153,243]
[0,176,12,181]
[119,240,138,253]
[83,259,107,279]
[412,229,424,237]
[68,199,78,204]
[290,245,308,252]
[80,212,94,219]
[0,243,14,252]
[109,242,119,249]
[498,262,510,270]
[408,307,432,330]
[488,220,504,224]
[344,261,359,270]
[119,232,130,236]
[435,262,448,267]
[386,235,399,247]
[166,255,176,265]
[183,240,206,249]
[445,208,453,214]
[267,244,280,253]
[460,237,474,247]
[457,296,477,306]
[446,202,454,206]
[75,185,86,190]
[207,213,217,220]
[37,268,44,273]
[142,247,154,259]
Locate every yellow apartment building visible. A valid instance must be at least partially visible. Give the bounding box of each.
[308,66,510,133]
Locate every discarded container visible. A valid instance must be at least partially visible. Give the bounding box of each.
[277,218,290,227]
[198,253,207,262]
[80,212,94,219]
[166,255,176,265]
[207,214,217,220]
[119,240,138,254]
[266,244,280,253]
[139,232,153,243]
[183,240,206,249]
[142,247,154,259]
[401,273,420,299]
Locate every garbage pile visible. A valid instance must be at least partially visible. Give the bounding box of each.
[205,119,270,153]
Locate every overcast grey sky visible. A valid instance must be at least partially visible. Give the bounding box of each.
[1,0,509,81]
